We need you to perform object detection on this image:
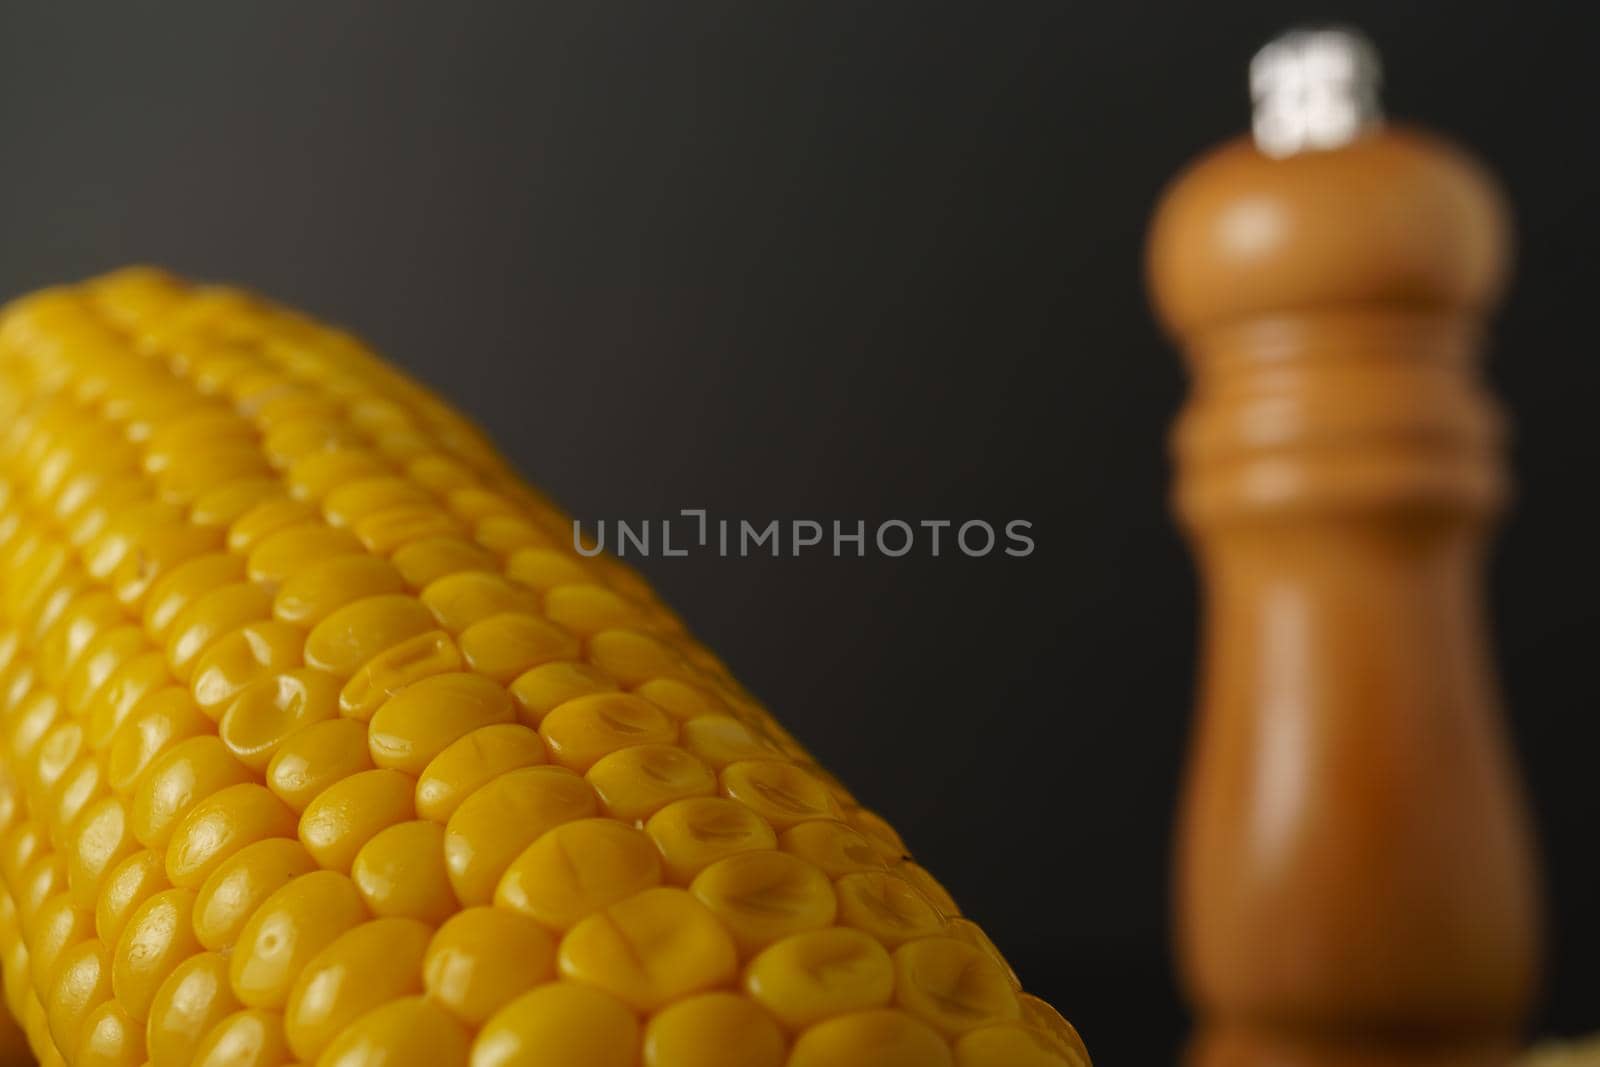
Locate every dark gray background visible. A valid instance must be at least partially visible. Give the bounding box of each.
[3,2,1596,1060]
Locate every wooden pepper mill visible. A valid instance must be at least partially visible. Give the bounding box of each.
[1147,29,1542,1067]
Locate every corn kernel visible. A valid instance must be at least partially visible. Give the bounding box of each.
[458,611,579,683]
[539,692,677,773]
[414,723,546,824]
[366,672,513,774]
[349,820,457,922]
[335,628,461,721]
[555,886,738,1011]
[689,849,838,955]
[719,759,840,830]
[282,916,429,1061]
[472,981,638,1067]
[191,1007,292,1067]
[421,907,555,1026]
[188,620,304,715]
[218,668,342,771]
[229,870,367,1009]
[586,743,716,822]
[264,718,373,813]
[507,661,617,726]
[193,837,318,952]
[316,994,470,1067]
[643,992,786,1067]
[272,553,405,627]
[303,594,435,678]
[787,1008,953,1067]
[297,768,414,872]
[834,871,946,948]
[955,1024,1082,1067]
[75,999,142,1067]
[645,797,778,884]
[494,818,662,932]
[163,783,296,888]
[110,886,200,1019]
[443,766,596,906]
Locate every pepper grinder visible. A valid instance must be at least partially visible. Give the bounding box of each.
[1147,28,1542,1067]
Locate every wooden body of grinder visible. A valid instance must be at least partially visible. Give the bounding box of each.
[1147,30,1543,1067]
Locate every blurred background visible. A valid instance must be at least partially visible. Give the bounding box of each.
[2,2,1596,1060]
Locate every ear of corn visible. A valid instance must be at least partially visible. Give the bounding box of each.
[0,269,1089,1067]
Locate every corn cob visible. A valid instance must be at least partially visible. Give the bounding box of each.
[0,269,1089,1067]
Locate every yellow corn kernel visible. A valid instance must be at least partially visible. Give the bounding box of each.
[955,1024,1084,1067]
[218,668,342,770]
[349,820,457,922]
[389,536,497,589]
[421,572,540,633]
[352,504,465,556]
[472,981,638,1067]
[272,554,405,627]
[316,995,470,1067]
[507,661,617,725]
[544,584,647,636]
[164,583,273,682]
[105,688,211,796]
[303,594,435,678]
[779,818,889,877]
[421,906,555,1026]
[539,692,678,772]
[689,850,838,955]
[834,871,946,948]
[245,522,362,586]
[556,885,738,1011]
[787,1009,954,1067]
[93,851,166,949]
[719,759,841,831]
[503,546,592,592]
[0,273,1084,1067]
[442,766,596,906]
[227,497,318,555]
[297,768,414,872]
[285,449,390,502]
[414,723,546,824]
[321,476,432,529]
[141,552,246,643]
[494,818,662,932]
[457,611,579,683]
[188,620,304,715]
[635,677,732,722]
[190,1006,293,1067]
[892,936,1021,1037]
[84,651,169,752]
[679,715,780,769]
[263,718,373,813]
[163,783,296,888]
[366,672,513,774]
[282,916,429,1061]
[643,992,787,1067]
[145,951,242,1067]
[45,940,111,1060]
[75,999,142,1067]
[193,837,318,952]
[336,628,461,722]
[228,870,367,1009]
[744,926,896,1029]
[645,797,778,884]
[586,744,716,823]
[109,886,200,1020]
[27,897,91,995]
